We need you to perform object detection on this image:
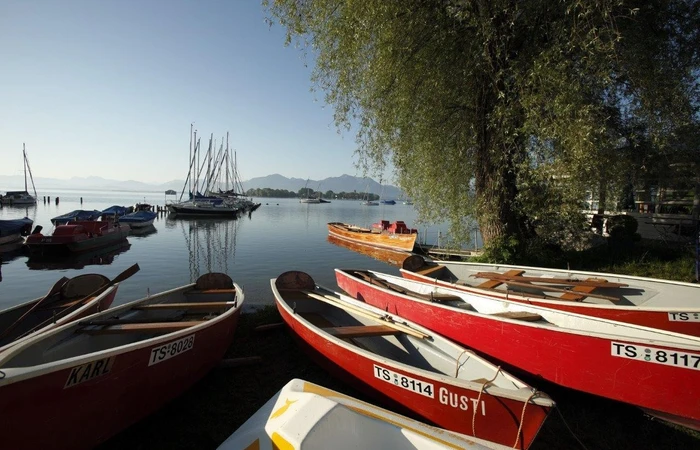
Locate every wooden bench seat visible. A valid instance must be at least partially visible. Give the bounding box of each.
[186,289,237,295]
[415,265,446,277]
[132,301,235,310]
[491,311,544,322]
[322,325,401,339]
[79,321,204,335]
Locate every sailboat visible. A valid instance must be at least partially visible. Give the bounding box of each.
[361,180,378,206]
[1,144,38,206]
[299,179,322,203]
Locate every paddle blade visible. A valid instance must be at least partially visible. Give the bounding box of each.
[276,271,315,291]
[111,263,140,284]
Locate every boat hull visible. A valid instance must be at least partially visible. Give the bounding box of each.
[336,269,700,430]
[0,288,242,450]
[327,222,417,252]
[25,223,130,255]
[400,258,700,336]
[274,287,551,448]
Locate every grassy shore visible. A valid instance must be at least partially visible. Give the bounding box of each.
[99,240,699,449]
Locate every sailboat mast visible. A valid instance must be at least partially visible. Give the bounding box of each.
[23,143,27,192]
[188,124,193,197]
[23,143,38,200]
[225,132,230,192]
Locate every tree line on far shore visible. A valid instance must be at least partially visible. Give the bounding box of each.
[245,187,379,201]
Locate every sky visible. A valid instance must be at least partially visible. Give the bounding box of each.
[0,0,370,184]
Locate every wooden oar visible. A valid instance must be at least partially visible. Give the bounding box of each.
[300,289,430,339]
[17,263,141,339]
[473,272,627,288]
[482,278,621,302]
[0,276,70,344]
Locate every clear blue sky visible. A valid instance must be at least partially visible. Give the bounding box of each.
[0,0,365,184]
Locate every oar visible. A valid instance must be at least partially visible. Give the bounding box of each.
[18,263,141,339]
[300,289,430,340]
[0,276,70,344]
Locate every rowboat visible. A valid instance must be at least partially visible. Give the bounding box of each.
[0,272,244,450]
[0,217,33,246]
[218,378,512,450]
[25,220,130,254]
[327,220,418,252]
[271,271,554,449]
[401,255,700,336]
[335,268,700,431]
[0,264,138,352]
[118,210,158,228]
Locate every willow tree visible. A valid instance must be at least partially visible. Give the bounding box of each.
[265,1,699,255]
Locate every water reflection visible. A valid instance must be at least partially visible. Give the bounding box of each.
[327,234,411,268]
[26,241,132,271]
[167,215,240,280]
[128,224,158,238]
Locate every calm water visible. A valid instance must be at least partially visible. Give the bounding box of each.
[0,189,454,311]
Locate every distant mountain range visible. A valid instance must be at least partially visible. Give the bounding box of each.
[0,174,403,198]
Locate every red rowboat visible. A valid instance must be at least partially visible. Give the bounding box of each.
[25,220,130,254]
[327,220,418,252]
[401,255,700,336]
[0,272,244,450]
[0,265,139,352]
[335,268,700,431]
[271,271,554,449]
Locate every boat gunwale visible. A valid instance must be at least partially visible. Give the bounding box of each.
[349,268,700,349]
[0,282,244,384]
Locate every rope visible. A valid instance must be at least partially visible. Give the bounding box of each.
[454,350,470,377]
[472,366,502,437]
[512,389,538,449]
[555,407,589,450]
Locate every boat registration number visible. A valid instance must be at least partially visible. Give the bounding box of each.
[149,334,195,366]
[373,364,434,398]
[668,312,700,322]
[611,342,700,371]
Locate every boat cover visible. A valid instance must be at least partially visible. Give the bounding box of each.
[0,217,33,237]
[51,210,103,225]
[118,211,157,223]
[101,205,131,216]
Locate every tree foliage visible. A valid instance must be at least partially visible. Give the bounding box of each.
[265,0,700,258]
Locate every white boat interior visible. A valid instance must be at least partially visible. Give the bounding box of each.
[218,378,511,450]
[402,258,700,308]
[353,269,700,347]
[0,276,242,371]
[274,279,553,407]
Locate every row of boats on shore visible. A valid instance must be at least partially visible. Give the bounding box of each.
[1,239,699,448]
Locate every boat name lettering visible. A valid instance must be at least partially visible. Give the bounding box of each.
[611,342,700,371]
[668,312,700,322]
[64,357,114,388]
[438,387,486,415]
[149,334,195,366]
[373,364,434,398]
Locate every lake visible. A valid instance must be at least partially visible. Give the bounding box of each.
[0,189,458,311]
